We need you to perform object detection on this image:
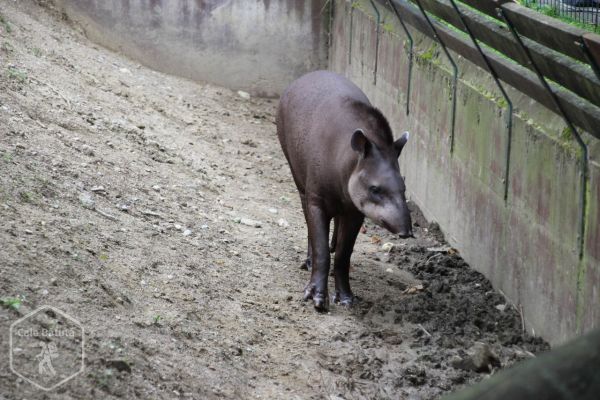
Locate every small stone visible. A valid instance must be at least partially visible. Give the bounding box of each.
[200,224,209,229]
[381,242,394,252]
[183,229,192,236]
[79,192,95,209]
[105,359,132,373]
[427,245,452,253]
[452,343,500,373]
[174,224,182,230]
[90,186,106,193]
[152,185,161,192]
[237,90,251,99]
[268,208,278,214]
[470,343,500,372]
[495,304,507,312]
[277,218,290,228]
[239,218,261,228]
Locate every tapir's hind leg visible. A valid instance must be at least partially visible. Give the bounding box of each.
[332,212,364,307]
[330,216,339,253]
[299,193,312,271]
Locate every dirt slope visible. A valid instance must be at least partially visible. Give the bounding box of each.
[0,2,546,399]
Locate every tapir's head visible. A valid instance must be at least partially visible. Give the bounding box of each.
[348,129,413,238]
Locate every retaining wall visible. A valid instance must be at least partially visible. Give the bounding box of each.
[54,0,329,97]
[330,0,599,344]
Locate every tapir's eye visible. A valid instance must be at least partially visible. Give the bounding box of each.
[369,186,382,195]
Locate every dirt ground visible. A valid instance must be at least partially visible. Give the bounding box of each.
[0,2,548,399]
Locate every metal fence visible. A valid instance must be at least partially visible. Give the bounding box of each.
[520,0,600,31]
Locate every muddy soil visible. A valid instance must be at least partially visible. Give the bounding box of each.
[0,2,548,399]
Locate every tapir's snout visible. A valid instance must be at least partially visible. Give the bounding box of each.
[380,199,413,238]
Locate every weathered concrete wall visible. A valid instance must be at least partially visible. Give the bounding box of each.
[55,0,329,97]
[330,0,599,344]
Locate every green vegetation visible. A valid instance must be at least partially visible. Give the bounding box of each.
[1,297,22,310]
[0,14,12,33]
[382,22,395,34]
[7,66,27,83]
[18,190,33,203]
[516,0,598,32]
[2,151,13,162]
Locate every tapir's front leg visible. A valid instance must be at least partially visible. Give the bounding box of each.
[333,212,364,307]
[303,202,331,311]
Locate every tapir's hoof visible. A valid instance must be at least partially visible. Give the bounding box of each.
[333,292,357,307]
[303,284,329,311]
[300,258,312,271]
[312,292,329,311]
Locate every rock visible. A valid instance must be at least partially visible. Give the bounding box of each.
[78,192,95,209]
[174,224,182,230]
[90,185,106,193]
[426,245,452,253]
[152,185,161,192]
[237,90,251,99]
[470,342,500,372]
[268,208,278,214]
[200,224,209,230]
[452,342,500,373]
[238,218,261,228]
[381,242,394,252]
[277,218,290,228]
[105,359,132,373]
[183,229,192,236]
[495,303,507,312]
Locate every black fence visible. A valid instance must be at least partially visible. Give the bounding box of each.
[521,0,600,31]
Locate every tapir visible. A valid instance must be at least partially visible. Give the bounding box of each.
[276,70,413,311]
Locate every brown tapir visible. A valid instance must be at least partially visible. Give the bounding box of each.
[276,70,413,311]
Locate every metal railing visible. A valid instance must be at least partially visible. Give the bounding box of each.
[520,0,600,32]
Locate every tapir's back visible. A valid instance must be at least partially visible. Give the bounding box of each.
[276,71,370,192]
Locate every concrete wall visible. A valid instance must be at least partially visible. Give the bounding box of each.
[55,0,329,97]
[330,0,599,344]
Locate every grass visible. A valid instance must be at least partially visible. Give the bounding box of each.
[7,66,27,83]
[19,191,33,203]
[2,151,13,162]
[1,297,22,310]
[0,14,12,33]
[516,0,599,32]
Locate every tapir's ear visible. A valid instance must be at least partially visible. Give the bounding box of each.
[393,131,409,157]
[351,129,371,157]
